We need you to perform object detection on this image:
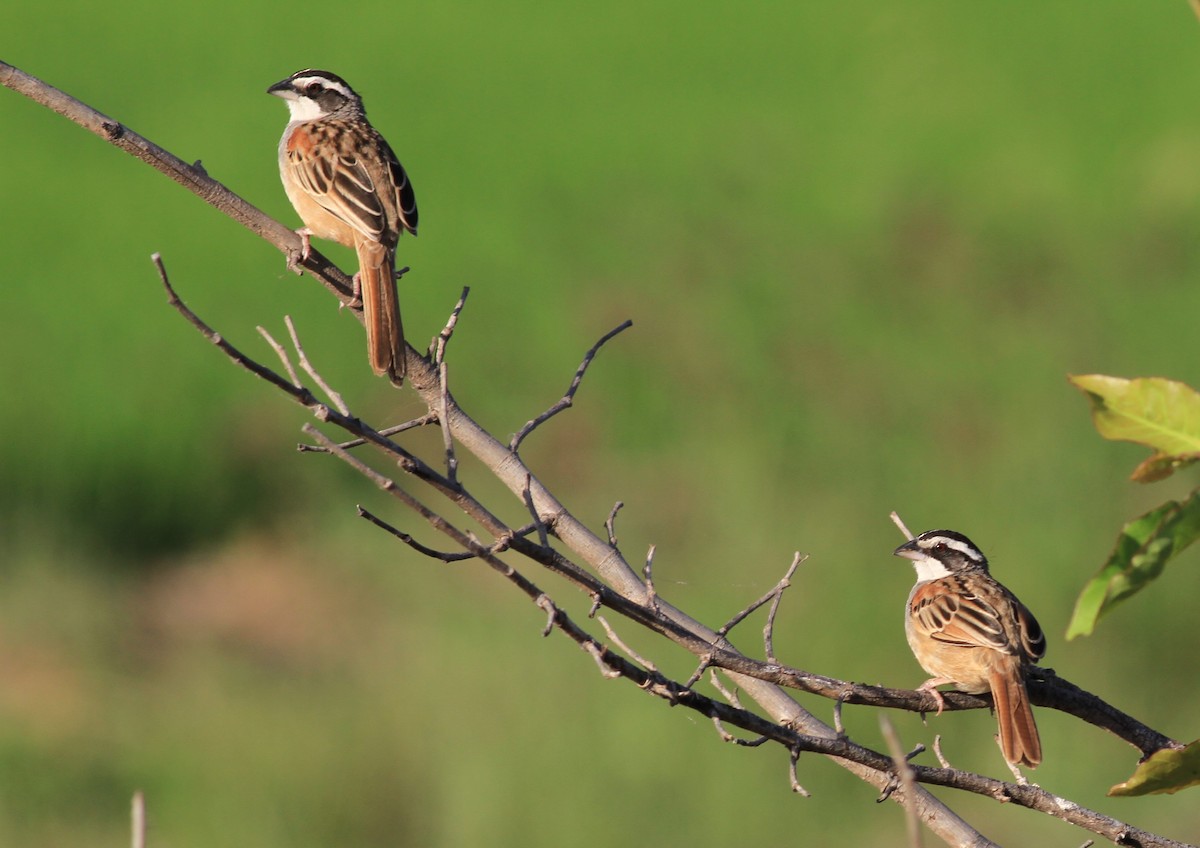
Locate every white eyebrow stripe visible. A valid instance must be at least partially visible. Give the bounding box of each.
[292,76,353,99]
[918,535,983,561]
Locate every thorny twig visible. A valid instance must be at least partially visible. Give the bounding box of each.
[509,320,633,453]
[358,506,480,562]
[598,616,658,674]
[766,552,806,663]
[788,748,811,797]
[709,668,744,711]
[286,315,350,416]
[717,551,803,639]
[683,653,714,689]
[933,736,952,770]
[605,501,624,548]
[257,325,301,387]
[434,287,470,365]
[296,413,438,453]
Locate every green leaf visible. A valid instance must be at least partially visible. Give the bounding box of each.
[1109,740,1200,796]
[1066,488,1200,638]
[1069,374,1200,482]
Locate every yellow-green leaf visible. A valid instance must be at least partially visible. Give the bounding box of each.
[1109,740,1200,796]
[1069,375,1200,482]
[1066,488,1200,638]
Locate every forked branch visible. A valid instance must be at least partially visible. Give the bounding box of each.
[4,60,1191,848]
[156,259,1189,848]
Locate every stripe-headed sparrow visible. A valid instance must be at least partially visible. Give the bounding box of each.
[894,529,1046,767]
[268,69,418,380]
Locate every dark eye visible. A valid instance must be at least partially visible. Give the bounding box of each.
[932,542,948,553]
[305,83,323,97]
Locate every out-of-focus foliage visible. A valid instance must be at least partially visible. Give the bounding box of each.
[1068,376,1200,639]
[1109,740,1200,797]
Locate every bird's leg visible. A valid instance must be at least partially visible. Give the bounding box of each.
[916,679,952,716]
[285,228,315,274]
[345,271,364,309]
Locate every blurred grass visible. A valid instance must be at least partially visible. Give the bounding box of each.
[4,0,1200,844]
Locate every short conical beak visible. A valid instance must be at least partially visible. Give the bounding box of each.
[267,78,294,97]
[893,538,921,560]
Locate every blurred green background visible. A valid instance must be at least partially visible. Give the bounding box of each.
[4,1,1200,845]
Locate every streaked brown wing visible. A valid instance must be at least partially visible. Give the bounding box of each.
[382,140,418,236]
[910,578,1009,653]
[286,141,388,243]
[1014,598,1046,661]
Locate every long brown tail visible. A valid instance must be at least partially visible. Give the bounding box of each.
[990,667,1041,767]
[355,239,406,380]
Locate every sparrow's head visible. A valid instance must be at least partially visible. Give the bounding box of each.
[894,529,988,581]
[268,69,363,122]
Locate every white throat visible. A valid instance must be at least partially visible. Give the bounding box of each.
[909,555,952,583]
[284,97,326,122]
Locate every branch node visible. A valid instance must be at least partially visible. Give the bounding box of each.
[683,653,714,690]
[536,594,557,637]
[584,641,621,679]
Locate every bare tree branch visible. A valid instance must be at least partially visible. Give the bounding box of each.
[7,61,1192,848]
[285,316,350,416]
[716,554,795,638]
[155,212,1193,848]
[605,501,624,548]
[357,506,480,562]
[296,413,438,454]
[433,287,470,366]
[256,325,302,387]
[509,319,633,452]
[160,267,1192,846]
